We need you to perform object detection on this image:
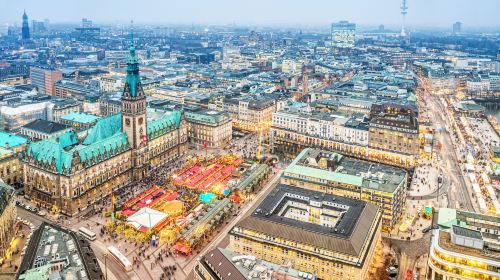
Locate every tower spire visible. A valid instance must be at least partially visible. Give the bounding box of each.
[400,0,408,37]
[130,20,134,47]
[122,19,143,99]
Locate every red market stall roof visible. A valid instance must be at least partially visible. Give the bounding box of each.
[229,195,242,202]
[173,243,191,255]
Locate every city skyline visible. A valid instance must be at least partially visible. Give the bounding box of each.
[2,0,500,29]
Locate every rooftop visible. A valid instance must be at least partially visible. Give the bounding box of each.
[234,184,380,257]
[284,148,407,193]
[438,230,500,262]
[61,112,101,124]
[22,119,70,134]
[200,248,315,280]
[17,222,103,280]
[0,131,28,148]
[452,225,483,240]
[184,109,230,125]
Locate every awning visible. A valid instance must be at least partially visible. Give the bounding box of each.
[173,244,191,254]
[127,207,168,230]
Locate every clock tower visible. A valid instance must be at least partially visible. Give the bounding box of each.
[122,34,149,180]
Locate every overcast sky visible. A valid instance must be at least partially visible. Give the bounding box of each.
[1,0,499,28]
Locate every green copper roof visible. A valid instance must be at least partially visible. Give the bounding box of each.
[437,208,457,228]
[0,131,27,148]
[407,93,417,102]
[62,112,101,124]
[147,110,181,140]
[28,134,75,175]
[27,114,129,175]
[18,264,50,280]
[285,163,363,187]
[285,148,362,187]
[77,132,128,167]
[123,42,143,98]
[83,114,122,145]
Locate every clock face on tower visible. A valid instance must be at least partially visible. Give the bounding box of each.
[125,118,131,126]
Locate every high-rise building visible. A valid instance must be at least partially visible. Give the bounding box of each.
[453,21,462,34]
[31,20,46,34]
[21,10,30,40]
[30,67,63,95]
[82,18,93,28]
[331,20,356,48]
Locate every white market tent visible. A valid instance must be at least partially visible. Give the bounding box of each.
[127,207,168,230]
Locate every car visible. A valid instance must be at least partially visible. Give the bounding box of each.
[37,210,47,216]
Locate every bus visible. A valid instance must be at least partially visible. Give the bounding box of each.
[78,227,96,241]
[107,246,133,272]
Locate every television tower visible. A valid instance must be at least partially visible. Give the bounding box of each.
[400,0,408,37]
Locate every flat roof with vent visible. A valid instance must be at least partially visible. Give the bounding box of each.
[284,148,407,193]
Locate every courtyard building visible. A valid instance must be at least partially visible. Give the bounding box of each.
[229,184,382,280]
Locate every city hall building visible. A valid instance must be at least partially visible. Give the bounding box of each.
[281,148,407,231]
[23,42,188,216]
[229,184,382,280]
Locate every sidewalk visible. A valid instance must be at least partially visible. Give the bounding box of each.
[408,157,441,197]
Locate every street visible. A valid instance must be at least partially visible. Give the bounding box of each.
[182,168,284,278]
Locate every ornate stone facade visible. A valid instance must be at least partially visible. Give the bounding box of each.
[23,41,187,216]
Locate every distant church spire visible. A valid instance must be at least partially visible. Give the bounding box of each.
[22,9,30,40]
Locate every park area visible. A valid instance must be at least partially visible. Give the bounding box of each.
[107,154,250,255]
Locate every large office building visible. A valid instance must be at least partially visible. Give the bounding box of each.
[453,21,462,34]
[368,103,420,156]
[211,96,275,132]
[0,182,16,263]
[428,208,500,280]
[331,21,356,48]
[271,105,418,168]
[281,148,407,231]
[229,184,382,280]
[54,79,99,100]
[30,67,63,96]
[195,247,316,280]
[185,108,232,149]
[23,40,188,216]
